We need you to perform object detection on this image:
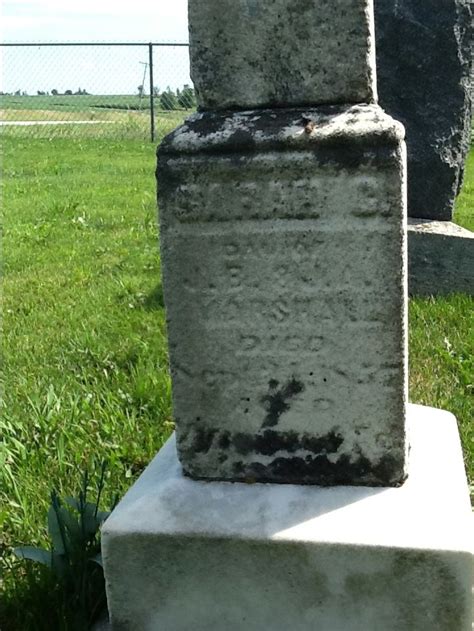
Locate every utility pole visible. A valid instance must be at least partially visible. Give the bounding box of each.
[139,61,148,108]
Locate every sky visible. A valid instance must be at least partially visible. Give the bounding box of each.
[1,0,191,95]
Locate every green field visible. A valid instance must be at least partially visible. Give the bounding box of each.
[1,131,473,629]
[0,93,191,140]
[1,94,158,112]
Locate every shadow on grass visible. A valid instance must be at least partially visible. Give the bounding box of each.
[141,284,165,310]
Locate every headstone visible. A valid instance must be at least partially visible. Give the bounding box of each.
[189,0,378,109]
[156,0,407,488]
[102,1,473,628]
[158,105,408,486]
[375,0,473,220]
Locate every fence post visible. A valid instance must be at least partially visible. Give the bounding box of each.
[148,43,155,142]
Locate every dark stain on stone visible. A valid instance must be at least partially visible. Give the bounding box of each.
[301,432,344,454]
[261,377,304,428]
[189,447,405,487]
[213,429,344,458]
[232,432,255,456]
[217,427,344,459]
[158,108,403,167]
[229,127,257,150]
[218,431,231,449]
[156,159,183,205]
[232,461,244,476]
[187,425,405,486]
[255,429,300,455]
[229,451,405,487]
[345,549,466,628]
[190,428,217,454]
[255,429,343,457]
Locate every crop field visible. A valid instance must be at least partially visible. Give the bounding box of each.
[1,119,473,629]
[1,94,157,111]
[0,93,191,140]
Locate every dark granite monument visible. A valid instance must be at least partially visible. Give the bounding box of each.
[375,0,472,220]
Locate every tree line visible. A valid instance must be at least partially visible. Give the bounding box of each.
[138,84,196,110]
[1,85,197,110]
[0,88,90,96]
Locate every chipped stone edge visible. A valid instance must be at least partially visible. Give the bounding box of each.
[158,105,405,157]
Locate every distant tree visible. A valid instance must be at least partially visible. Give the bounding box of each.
[14,89,21,96]
[64,89,73,95]
[178,84,196,109]
[51,89,59,96]
[160,88,179,111]
[137,85,144,97]
[37,90,46,96]
[152,86,160,97]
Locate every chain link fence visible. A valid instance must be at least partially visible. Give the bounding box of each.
[0,42,193,141]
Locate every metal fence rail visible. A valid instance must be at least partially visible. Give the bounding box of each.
[0,42,193,141]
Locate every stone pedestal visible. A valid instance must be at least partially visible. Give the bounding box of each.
[158,105,408,486]
[408,219,474,296]
[102,405,473,631]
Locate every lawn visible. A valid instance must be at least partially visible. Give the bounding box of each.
[454,146,474,231]
[1,133,473,629]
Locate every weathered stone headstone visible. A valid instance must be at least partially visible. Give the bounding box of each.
[102,1,473,628]
[156,0,409,488]
[375,0,473,220]
[158,105,408,486]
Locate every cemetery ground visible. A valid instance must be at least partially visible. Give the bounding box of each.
[1,132,473,629]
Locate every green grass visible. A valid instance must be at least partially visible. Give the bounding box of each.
[409,295,473,486]
[0,110,188,142]
[454,147,474,231]
[1,134,173,629]
[1,134,473,629]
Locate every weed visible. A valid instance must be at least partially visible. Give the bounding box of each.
[2,465,116,631]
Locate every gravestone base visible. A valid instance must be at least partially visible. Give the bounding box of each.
[102,404,473,631]
[408,218,474,296]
